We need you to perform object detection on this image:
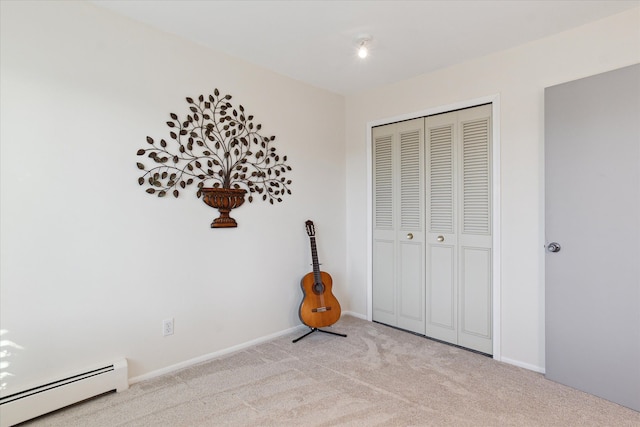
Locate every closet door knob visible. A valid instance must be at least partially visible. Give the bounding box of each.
[406,233,413,240]
[437,235,445,242]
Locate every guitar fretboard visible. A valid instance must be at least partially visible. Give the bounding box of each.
[310,236,322,284]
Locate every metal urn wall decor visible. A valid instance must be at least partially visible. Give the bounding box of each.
[136,88,292,228]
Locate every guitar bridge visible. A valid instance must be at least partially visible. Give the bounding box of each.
[312,307,331,313]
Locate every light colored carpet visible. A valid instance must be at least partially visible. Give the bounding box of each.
[22,315,639,426]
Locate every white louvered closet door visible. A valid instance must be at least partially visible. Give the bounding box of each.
[425,112,459,344]
[372,118,425,334]
[425,104,492,354]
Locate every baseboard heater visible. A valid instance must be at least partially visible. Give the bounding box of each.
[0,358,128,427]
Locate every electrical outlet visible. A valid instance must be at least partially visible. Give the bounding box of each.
[162,318,174,336]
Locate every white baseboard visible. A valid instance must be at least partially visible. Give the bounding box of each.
[500,356,545,374]
[130,315,545,386]
[342,311,367,320]
[343,312,545,375]
[129,324,307,384]
[131,313,365,384]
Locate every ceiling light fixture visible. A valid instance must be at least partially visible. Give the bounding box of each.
[357,37,371,59]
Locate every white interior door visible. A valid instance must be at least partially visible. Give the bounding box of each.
[545,64,640,411]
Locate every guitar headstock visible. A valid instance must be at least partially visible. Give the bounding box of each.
[305,220,315,237]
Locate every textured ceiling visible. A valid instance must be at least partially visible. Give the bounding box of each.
[92,0,638,95]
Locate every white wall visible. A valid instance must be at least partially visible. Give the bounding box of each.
[0,1,345,392]
[344,8,640,371]
[2,1,638,394]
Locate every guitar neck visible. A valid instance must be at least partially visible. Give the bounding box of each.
[309,236,322,283]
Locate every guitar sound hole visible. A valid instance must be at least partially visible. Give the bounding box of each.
[313,283,325,294]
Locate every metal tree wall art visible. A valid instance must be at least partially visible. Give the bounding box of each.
[136,88,292,228]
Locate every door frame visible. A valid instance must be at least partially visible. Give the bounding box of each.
[366,94,502,360]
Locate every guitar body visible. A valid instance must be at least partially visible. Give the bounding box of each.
[298,220,342,329]
[299,271,341,328]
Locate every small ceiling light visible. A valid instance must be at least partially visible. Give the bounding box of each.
[357,37,371,59]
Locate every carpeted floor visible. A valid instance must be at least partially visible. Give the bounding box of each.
[22,315,639,426]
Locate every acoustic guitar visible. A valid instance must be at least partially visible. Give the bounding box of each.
[298,220,341,328]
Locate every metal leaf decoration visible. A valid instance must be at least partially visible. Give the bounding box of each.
[136,89,293,203]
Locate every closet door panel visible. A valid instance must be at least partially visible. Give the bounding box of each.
[372,239,396,325]
[398,241,424,332]
[457,105,492,354]
[373,130,394,230]
[396,119,425,333]
[372,118,424,332]
[425,112,458,342]
[459,109,491,237]
[458,246,492,354]
[426,244,457,343]
[372,127,396,325]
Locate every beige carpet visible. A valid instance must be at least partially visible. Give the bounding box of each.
[22,315,639,426]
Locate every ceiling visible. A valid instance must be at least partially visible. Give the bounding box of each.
[92,0,638,95]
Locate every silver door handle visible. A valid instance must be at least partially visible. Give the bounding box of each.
[406,233,413,240]
[437,235,445,242]
[547,242,561,253]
